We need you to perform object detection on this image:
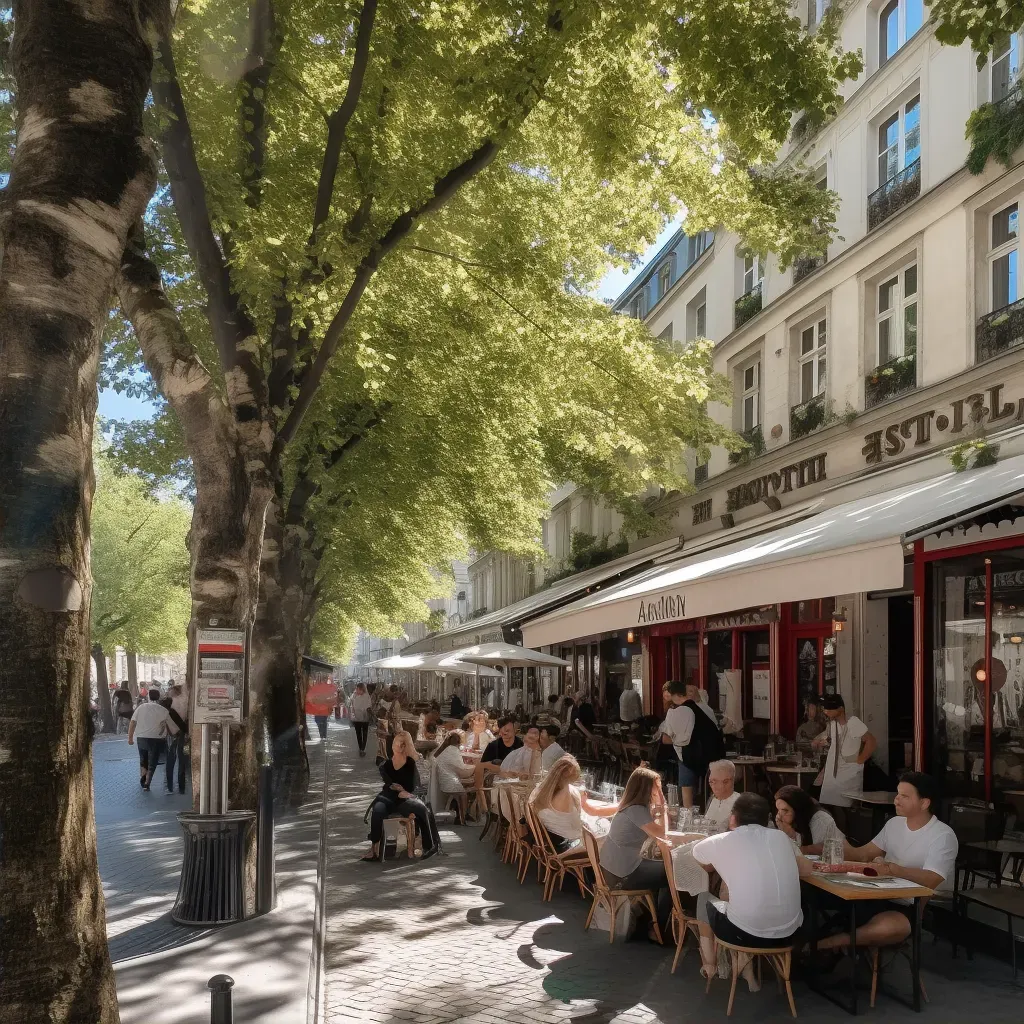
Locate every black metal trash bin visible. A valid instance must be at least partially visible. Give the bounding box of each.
[172,810,256,925]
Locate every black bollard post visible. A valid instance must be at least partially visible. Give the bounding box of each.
[256,762,276,914]
[208,974,234,1024]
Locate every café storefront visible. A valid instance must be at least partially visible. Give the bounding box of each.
[523,451,1024,794]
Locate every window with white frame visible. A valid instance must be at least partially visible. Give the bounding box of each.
[741,253,762,295]
[657,260,672,300]
[807,0,829,31]
[739,360,760,431]
[798,318,827,404]
[879,0,923,66]
[877,95,920,186]
[876,263,918,365]
[990,202,1019,310]
[686,287,707,341]
[658,323,674,343]
[992,33,1022,103]
[627,292,645,319]
[687,230,712,265]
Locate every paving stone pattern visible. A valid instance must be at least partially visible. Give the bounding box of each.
[322,724,1024,1024]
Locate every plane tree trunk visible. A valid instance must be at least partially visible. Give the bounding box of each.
[91,644,116,734]
[0,2,157,1020]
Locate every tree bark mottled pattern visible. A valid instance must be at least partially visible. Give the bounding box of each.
[0,3,157,1021]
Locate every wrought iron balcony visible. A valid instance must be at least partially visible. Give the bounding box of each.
[793,252,826,284]
[976,296,1024,363]
[790,394,827,440]
[734,282,763,329]
[868,159,921,231]
[864,353,916,409]
[728,425,765,466]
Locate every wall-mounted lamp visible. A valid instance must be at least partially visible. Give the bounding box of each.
[626,630,635,644]
[832,607,847,634]
[1010,634,1024,645]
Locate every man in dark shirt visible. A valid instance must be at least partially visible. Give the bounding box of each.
[474,717,523,814]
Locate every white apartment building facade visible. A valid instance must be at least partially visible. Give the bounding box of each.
[520,2,1024,804]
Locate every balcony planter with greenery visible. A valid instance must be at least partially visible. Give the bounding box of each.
[867,159,921,230]
[734,282,763,328]
[965,84,1024,175]
[543,530,629,587]
[976,295,1024,362]
[864,353,916,408]
[790,395,831,440]
[728,424,765,466]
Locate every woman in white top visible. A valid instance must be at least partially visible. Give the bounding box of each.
[431,732,474,820]
[815,693,876,811]
[348,683,373,757]
[528,753,614,854]
[774,784,844,855]
[464,711,495,753]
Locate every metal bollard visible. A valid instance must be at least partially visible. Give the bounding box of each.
[208,974,234,1024]
[256,762,276,914]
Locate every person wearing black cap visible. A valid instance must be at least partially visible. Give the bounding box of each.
[814,693,876,818]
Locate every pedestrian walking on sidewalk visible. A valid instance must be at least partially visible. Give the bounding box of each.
[128,688,170,791]
[349,682,372,756]
[165,682,190,793]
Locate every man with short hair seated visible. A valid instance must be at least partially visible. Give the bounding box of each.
[704,759,740,830]
[473,716,523,813]
[693,793,812,990]
[539,723,566,770]
[817,771,957,956]
[500,724,543,779]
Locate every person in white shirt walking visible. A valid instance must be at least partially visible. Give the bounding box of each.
[619,685,643,725]
[349,682,373,756]
[817,772,958,955]
[128,689,171,792]
[693,792,813,990]
[703,759,740,829]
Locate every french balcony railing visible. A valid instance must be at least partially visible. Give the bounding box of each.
[790,394,827,440]
[734,282,763,329]
[867,159,921,231]
[728,424,766,466]
[793,252,826,284]
[865,353,917,409]
[976,296,1024,363]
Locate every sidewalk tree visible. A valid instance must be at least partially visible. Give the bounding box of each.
[90,452,192,725]
[112,0,860,797]
[0,3,159,1021]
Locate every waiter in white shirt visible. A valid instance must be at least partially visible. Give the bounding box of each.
[815,693,876,821]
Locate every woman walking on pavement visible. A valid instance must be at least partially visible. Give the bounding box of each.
[349,682,372,756]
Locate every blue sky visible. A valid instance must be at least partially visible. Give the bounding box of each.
[98,221,677,423]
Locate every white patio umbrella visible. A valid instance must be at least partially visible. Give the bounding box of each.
[454,642,570,712]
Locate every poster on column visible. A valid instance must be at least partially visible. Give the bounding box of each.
[193,628,246,724]
[752,664,771,719]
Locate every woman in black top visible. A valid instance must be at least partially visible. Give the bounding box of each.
[363,731,437,861]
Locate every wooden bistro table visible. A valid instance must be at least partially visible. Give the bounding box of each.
[732,756,765,793]
[803,872,933,1015]
[765,763,820,792]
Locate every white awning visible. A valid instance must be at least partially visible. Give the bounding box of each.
[521,454,1024,649]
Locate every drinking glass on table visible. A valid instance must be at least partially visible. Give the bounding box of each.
[678,806,693,831]
[823,834,844,866]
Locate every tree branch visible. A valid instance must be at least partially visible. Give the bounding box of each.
[273,136,502,458]
[152,10,256,368]
[310,0,378,242]
[240,0,280,208]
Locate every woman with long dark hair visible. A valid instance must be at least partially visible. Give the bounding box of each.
[774,784,844,855]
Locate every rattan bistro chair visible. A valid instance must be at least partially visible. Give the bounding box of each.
[654,838,701,973]
[526,802,591,901]
[581,825,663,944]
[705,938,797,1018]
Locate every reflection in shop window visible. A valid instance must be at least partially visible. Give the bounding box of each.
[932,556,1024,796]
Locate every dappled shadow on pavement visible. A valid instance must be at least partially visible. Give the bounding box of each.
[322,726,1024,1024]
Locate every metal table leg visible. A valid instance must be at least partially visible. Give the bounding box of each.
[848,900,859,1015]
[911,897,922,1012]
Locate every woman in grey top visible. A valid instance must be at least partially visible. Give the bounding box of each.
[599,765,669,932]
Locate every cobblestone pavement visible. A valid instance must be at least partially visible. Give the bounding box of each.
[323,723,1024,1024]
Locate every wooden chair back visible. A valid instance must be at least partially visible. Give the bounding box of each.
[582,824,608,890]
[526,800,558,862]
[655,837,684,918]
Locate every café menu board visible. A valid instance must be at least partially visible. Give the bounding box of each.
[193,628,246,725]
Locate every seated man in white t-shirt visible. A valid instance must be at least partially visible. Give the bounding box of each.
[500,725,543,779]
[693,793,814,991]
[818,772,958,953]
[704,759,740,829]
[539,723,567,770]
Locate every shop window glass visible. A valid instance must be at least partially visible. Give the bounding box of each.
[932,555,1024,796]
[794,597,836,623]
